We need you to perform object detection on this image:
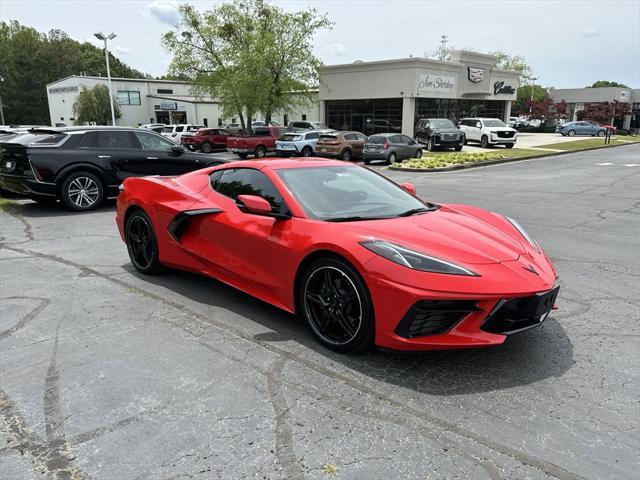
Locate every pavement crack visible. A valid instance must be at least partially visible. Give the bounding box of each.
[0,296,50,340]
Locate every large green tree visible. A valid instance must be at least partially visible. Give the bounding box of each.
[489,51,534,84]
[162,0,331,133]
[586,80,629,88]
[0,20,147,125]
[72,84,121,125]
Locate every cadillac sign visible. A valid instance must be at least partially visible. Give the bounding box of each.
[467,67,484,83]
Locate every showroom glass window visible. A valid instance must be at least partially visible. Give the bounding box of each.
[325,99,403,135]
[117,91,142,106]
[212,168,286,214]
[415,99,505,125]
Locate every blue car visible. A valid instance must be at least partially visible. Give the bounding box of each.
[275,129,334,157]
[558,121,606,137]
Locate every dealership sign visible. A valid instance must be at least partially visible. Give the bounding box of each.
[467,67,484,83]
[159,102,178,110]
[48,86,79,94]
[493,81,516,95]
[417,73,456,94]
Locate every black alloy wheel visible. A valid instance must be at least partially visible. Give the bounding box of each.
[125,210,162,274]
[61,171,104,211]
[300,258,374,353]
[254,146,267,158]
[341,149,352,161]
[201,142,213,153]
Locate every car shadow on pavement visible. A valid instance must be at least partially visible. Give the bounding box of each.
[7,199,116,218]
[126,266,575,397]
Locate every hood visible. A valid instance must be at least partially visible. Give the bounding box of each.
[346,206,527,265]
[487,127,516,133]
[432,127,461,134]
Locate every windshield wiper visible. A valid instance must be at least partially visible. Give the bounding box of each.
[325,216,385,222]
[397,207,435,217]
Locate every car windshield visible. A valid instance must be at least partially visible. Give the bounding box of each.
[430,120,455,128]
[282,134,303,141]
[276,165,433,221]
[162,127,173,133]
[311,123,329,129]
[483,119,506,127]
[367,136,388,144]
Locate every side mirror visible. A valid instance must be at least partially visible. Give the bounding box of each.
[402,182,417,196]
[170,145,185,156]
[237,194,272,215]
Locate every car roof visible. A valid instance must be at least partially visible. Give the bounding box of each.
[368,133,396,137]
[217,158,353,171]
[26,126,145,134]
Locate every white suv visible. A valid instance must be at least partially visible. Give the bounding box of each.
[459,118,517,148]
[161,124,205,144]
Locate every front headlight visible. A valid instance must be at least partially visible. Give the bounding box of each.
[505,216,540,253]
[360,241,479,276]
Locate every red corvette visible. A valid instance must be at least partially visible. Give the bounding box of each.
[116,159,559,353]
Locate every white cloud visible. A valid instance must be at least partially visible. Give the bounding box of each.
[326,42,347,57]
[147,0,180,26]
[113,45,133,55]
[581,28,601,39]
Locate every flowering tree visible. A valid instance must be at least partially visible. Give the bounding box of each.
[577,100,632,124]
[523,98,569,125]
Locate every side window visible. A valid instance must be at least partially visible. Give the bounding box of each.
[356,133,368,141]
[134,131,174,150]
[91,131,137,149]
[78,132,98,148]
[214,168,286,214]
[475,121,482,128]
[389,135,403,144]
[401,135,413,144]
[175,126,184,132]
[344,133,357,141]
[306,132,320,140]
[210,170,224,189]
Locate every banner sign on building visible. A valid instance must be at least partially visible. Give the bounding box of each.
[48,86,79,94]
[417,73,456,94]
[159,102,178,110]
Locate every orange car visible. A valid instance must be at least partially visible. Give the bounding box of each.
[314,131,368,161]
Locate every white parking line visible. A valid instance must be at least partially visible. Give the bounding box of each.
[596,163,613,165]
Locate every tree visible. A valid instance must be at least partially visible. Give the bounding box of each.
[512,84,549,114]
[0,20,147,124]
[162,0,331,133]
[72,84,121,125]
[489,51,534,84]
[587,80,629,88]
[525,98,568,126]
[579,100,632,123]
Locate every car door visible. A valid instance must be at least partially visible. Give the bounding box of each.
[133,130,206,175]
[197,168,290,302]
[347,132,367,157]
[78,130,144,181]
[399,135,417,159]
[214,129,230,148]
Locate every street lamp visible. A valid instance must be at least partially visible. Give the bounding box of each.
[94,32,117,126]
[529,77,538,114]
[0,76,5,125]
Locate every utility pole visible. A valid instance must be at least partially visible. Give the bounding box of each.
[0,76,5,125]
[94,32,117,126]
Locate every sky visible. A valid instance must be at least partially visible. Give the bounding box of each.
[2,0,639,88]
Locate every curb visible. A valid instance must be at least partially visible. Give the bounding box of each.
[388,141,639,173]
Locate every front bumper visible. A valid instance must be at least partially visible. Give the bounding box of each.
[489,135,516,145]
[433,136,464,147]
[363,151,390,160]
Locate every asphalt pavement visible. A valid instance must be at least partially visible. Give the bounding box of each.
[0,145,638,480]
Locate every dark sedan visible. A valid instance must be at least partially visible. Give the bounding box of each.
[363,133,422,165]
[0,127,227,211]
[414,118,464,151]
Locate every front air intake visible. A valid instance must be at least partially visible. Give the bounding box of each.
[395,300,480,338]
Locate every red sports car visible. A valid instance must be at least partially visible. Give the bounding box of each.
[116,159,559,353]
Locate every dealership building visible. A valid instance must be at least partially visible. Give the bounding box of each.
[549,87,639,130]
[46,49,520,137]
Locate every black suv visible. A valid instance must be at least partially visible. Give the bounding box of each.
[0,127,226,211]
[414,118,465,151]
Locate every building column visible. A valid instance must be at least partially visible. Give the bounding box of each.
[623,114,631,130]
[503,101,512,122]
[401,97,416,137]
[318,100,326,123]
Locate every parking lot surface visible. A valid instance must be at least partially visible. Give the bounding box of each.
[1,145,638,480]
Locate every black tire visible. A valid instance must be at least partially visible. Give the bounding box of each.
[454,145,463,152]
[254,146,267,158]
[301,146,313,157]
[363,159,371,165]
[567,130,576,137]
[125,210,162,275]
[201,142,212,153]
[340,149,352,161]
[505,143,514,149]
[597,130,605,137]
[238,153,249,159]
[60,171,104,212]
[415,149,423,159]
[427,137,435,152]
[480,135,489,148]
[387,152,397,165]
[463,135,468,145]
[299,257,374,353]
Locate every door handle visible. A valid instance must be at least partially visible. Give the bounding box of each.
[147,157,158,160]
[98,155,111,158]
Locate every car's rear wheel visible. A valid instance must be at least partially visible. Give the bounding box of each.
[505,143,514,149]
[61,171,104,211]
[201,142,212,153]
[254,146,267,158]
[415,149,422,159]
[567,130,576,137]
[125,210,162,275]
[301,146,313,157]
[387,152,397,165]
[340,149,352,161]
[480,135,489,148]
[299,258,374,353]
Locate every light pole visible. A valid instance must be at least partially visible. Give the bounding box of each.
[529,77,538,114]
[94,32,117,126]
[0,76,5,125]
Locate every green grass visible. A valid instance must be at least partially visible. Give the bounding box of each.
[536,136,640,151]
[0,196,18,211]
[395,148,545,169]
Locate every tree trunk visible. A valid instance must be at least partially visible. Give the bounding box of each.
[238,111,247,135]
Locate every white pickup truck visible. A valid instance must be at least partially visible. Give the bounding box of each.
[459,118,517,148]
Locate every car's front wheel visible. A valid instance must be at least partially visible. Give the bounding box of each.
[415,149,423,159]
[254,146,267,158]
[567,130,576,137]
[597,130,605,137]
[427,138,436,152]
[480,135,489,148]
[125,209,162,274]
[201,142,213,153]
[61,171,104,212]
[299,257,374,353]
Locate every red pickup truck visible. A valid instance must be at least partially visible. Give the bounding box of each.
[227,126,284,159]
